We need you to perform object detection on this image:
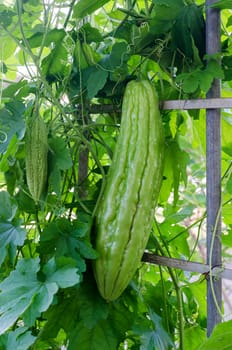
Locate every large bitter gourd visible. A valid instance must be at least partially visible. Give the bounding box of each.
[93,80,164,301]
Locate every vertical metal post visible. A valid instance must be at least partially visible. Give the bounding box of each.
[206,0,222,337]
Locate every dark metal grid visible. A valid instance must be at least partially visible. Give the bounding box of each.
[206,0,222,336]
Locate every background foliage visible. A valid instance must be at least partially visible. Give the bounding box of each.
[0,0,232,349]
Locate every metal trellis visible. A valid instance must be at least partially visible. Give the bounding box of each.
[206,0,222,336]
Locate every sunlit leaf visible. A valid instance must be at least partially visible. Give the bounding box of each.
[184,325,206,350]
[211,0,232,9]
[159,138,189,205]
[198,320,232,350]
[0,36,17,60]
[73,0,111,19]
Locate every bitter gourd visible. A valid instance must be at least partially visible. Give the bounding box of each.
[93,80,164,301]
[25,114,48,203]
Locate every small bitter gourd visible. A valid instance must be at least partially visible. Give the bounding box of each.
[25,114,48,203]
[93,80,164,301]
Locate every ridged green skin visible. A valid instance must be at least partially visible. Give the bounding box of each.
[25,115,48,203]
[93,80,164,301]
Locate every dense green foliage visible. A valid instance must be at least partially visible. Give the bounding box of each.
[0,0,232,349]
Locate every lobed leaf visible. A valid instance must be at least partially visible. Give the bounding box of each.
[0,257,80,334]
[0,221,26,267]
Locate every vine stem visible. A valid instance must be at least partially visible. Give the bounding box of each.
[159,266,170,334]
[153,221,184,350]
[208,204,223,318]
[35,206,42,235]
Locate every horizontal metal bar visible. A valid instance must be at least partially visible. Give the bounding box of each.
[161,98,232,110]
[142,252,232,281]
[80,98,232,114]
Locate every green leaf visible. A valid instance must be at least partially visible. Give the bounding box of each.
[15,186,37,214]
[176,60,223,94]
[172,4,205,61]
[48,164,61,196]
[28,28,66,48]
[172,7,194,59]
[79,23,103,43]
[134,311,174,350]
[2,80,29,101]
[184,325,206,350]
[222,116,232,157]
[168,226,190,258]
[0,221,27,266]
[0,101,25,155]
[48,137,72,195]
[159,139,189,205]
[40,294,79,340]
[152,0,184,21]
[68,320,117,350]
[0,7,15,27]
[87,69,108,99]
[198,320,232,350]
[104,42,129,70]
[22,282,58,327]
[0,327,35,350]
[0,135,19,172]
[182,73,200,93]
[206,59,224,79]
[211,0,232,9]
[0,257,80,334]
[73,0,111,19]
[42,42,69,81]
[40,217,96,271]
[43,257,80,289]
[198,70,214,92]
[0,191,17,221]
[108,301,135,341]
[49,137,72,170]
[222,230,232,248]
[186,4,205,60]
[225,173,232,194]
[78,281,109,328]
[0,36,17,60]
[0,258,42,334]
[189,282,206,322]
[75,240,98,260]
[74,40,89,70]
